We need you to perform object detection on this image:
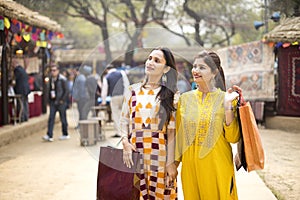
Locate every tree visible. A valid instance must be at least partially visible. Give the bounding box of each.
[182,0,246,47]
[231,11,262,45]
[15,0,274,62]
[63,0,112,63]
[269,0,300,17]
[13,0,67,25]
[174,0,265,48]
[108,0,155,65]
[150,0,192,46]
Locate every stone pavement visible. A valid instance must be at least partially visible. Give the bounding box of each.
[0,107,277,200]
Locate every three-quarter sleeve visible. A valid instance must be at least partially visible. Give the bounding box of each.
[175,97,182,162]
[223,101,240,143]
[119,86,132,138]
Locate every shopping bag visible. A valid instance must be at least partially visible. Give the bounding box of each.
[97,146,141,200]
[234,92,265,172]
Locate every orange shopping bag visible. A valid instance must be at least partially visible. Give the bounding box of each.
[235,92,265,172]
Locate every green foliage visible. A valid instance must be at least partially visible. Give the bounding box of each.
[182,0,261,47]
[231,5,264,45]
[12,0,294,50]
[14,0,67,22]
[64,17,102,49]
[269,0,300,17]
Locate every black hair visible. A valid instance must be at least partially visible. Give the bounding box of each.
[152,47,178,130]
[50,63,60,70]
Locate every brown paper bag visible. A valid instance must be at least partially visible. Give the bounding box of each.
[235,101,265,172]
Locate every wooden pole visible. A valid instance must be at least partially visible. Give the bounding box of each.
[0,30,9,125]
[41,47,47,114]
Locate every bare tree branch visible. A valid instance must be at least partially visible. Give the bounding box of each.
[64,0,112,63]
[154,19,191,46]
[183,0,238,47]
[212,17,235,47]
[107,0,154,65]
[140,0,152,26]
[109,11,132,40]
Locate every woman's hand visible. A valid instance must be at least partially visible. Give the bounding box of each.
[232,85,242,94]
[165,163,178,188]
[225,85,242,106]
[224,85,242,125]
[122,139,136,168]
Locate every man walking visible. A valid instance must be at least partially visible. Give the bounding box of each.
[43,64,69,142]
[73,66,90,122]
[101,65,130,137]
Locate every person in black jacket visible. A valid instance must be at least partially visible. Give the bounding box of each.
[43,64,69,142]
[12,59,31,122]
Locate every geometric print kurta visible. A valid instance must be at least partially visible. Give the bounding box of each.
[120,83,177,200]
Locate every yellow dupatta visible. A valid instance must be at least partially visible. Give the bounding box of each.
[175,89,226,160]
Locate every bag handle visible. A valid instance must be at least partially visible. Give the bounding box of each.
[235,90,248,171]
[237,90,247,107]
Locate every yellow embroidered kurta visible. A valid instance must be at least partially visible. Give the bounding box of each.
[120,83,177,200]
[176,89,240,200]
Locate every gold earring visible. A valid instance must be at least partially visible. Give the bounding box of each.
[162,73,167,86]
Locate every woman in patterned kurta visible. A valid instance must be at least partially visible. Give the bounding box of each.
[175,50,242,200]
[120,47,178,199]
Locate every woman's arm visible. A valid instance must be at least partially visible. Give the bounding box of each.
[224,85,242,143]
[120,87,137,168]
[224,85,241,126]
[166,128,178,186]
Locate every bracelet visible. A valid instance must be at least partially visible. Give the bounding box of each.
[225,105,233,111]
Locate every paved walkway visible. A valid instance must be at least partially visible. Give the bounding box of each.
[0,108,277,200]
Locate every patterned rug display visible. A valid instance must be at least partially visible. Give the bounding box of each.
[277,45,300,116]
[217,41,275,101]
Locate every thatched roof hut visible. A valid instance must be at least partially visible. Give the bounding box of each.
[263,17,300,117]
[263,17,300,43]
[0,0,61,31]
[0,0,62,125]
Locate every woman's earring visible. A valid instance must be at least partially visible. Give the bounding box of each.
[162,73,167,86]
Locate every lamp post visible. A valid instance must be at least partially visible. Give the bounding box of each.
[264,0,269,33]
[253,0,280,33]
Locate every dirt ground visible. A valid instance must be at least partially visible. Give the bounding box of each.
[257,128,300,200]
[0,112,299,199]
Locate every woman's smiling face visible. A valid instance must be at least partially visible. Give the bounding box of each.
[192,58,216,85]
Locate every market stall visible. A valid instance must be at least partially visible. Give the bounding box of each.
[0,0,62,125]
[263,16,300,117]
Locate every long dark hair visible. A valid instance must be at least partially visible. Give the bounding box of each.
[146,47,178,130]
[194,50,226,91]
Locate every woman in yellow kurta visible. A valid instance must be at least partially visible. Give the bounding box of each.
[175,50,242,200]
